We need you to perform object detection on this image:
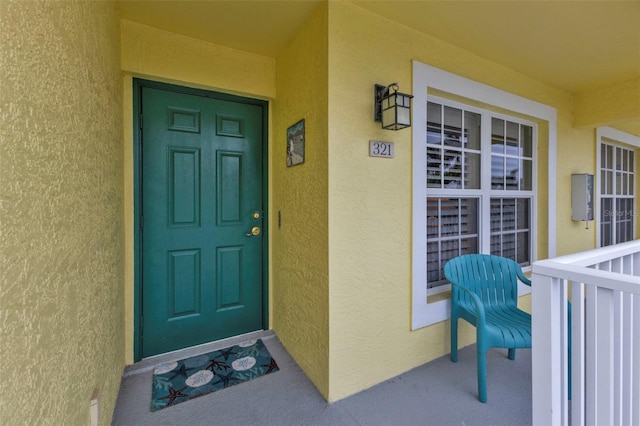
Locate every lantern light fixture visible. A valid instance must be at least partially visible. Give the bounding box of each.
[374,83,414,130]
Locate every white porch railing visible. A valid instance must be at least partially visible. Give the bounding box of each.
[532,240,640,426]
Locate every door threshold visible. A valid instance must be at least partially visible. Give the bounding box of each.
[124,330,274,377]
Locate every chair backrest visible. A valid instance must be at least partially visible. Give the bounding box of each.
[444,254,523,307]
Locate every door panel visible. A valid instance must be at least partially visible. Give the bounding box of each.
[217,246,243,309]
[140,85,264,358]
[170,148,200,226]
[218,151,242,223]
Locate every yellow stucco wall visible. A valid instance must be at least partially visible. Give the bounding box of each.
[120,21,276,364]
[575,77,640,128]
[613,120,640,137]
[120,20,276,99]
[1,1,124,424]
[324,2,601,400]
[271,3,331,398]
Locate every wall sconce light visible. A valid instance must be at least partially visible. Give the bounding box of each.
[374,83,414,130]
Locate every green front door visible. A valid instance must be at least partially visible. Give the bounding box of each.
[140,83,265,358]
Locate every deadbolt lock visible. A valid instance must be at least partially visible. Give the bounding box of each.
[252,211,260,219]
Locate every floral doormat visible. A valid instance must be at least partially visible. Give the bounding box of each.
[151,339,279,411]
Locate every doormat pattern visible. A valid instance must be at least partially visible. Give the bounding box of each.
[151,339,279,411]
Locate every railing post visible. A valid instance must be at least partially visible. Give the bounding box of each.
[532,272,569,426]
[632,294,640,426]
[593,287,615,426]
[571,280,586,426]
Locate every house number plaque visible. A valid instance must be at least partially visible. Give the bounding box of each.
[369,140,394,158]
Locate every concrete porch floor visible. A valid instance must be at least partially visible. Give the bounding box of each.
[112,331,532,425]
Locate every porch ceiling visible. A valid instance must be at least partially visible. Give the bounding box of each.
[117,0,640,94]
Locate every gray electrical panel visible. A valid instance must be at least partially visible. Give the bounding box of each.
[571,174,594,221]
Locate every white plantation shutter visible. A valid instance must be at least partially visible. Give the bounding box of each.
[426,198,478,288]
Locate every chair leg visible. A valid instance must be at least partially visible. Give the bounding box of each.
[508,348,516,360]
[477,346,487,403]
[450,316,459,363]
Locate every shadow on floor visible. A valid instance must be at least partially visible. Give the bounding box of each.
[112,331,531,426]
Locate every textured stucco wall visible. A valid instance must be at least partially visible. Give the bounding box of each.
[0,1,124,424]
[575,78,640,129]
[120,20,276,99]
[325,2,598,400]
[272,3,330,399]
[120,21,277,364]
[612,119,640,137]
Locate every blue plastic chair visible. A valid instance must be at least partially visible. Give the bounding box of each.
[444,254,532,403]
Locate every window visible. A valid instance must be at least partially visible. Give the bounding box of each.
[426,197,478,288]
[412,60,557,329]
[425,100,535,291]
[490,198,530,263]
[597,127,640,247]
[426,103,481,190]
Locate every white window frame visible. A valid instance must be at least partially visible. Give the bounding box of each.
[412,61,557,329]
[596,127,640,248]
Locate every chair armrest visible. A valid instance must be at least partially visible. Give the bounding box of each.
[517,268,531,287]
[450,282,487,329]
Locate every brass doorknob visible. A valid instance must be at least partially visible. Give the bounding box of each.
[245,226,261,237]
